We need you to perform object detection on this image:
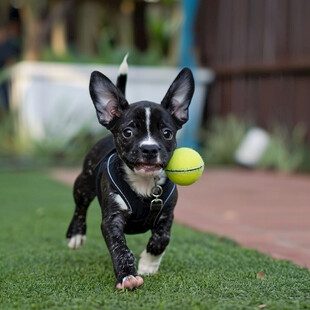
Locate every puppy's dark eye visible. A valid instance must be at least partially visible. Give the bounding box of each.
[122,128,133,138]
[163,129,173,140]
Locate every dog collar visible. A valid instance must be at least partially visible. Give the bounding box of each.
[96,152,176,232]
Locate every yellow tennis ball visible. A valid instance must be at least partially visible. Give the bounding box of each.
[165,148,204,186]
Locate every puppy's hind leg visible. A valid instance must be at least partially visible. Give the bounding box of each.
[66,171,96,250]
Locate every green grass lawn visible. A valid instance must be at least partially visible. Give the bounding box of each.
[0,170,309,310]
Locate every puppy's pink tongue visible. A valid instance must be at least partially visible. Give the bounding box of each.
[136,164,161,173]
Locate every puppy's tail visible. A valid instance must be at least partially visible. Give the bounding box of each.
[116,53,128,97]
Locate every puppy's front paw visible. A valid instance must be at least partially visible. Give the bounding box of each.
[138,250,165,275]
[67,234,86,250]
[116,275,144,291]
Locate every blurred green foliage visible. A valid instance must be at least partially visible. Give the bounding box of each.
[40,44,167,66]
[40,1,180,66]
[259,123,310,173]
[0,110,28,157]
[0,110,106,166]
[202,115,249,166]
[202,115,310,173]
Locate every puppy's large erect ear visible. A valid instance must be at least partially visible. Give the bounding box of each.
[89,71,128,128]
[161,68,195,128]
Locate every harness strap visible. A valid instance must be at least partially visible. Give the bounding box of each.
[96,152,176,230]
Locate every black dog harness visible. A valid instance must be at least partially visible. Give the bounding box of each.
[96,152,176,234]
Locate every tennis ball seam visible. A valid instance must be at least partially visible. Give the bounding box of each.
[165,165,204,173]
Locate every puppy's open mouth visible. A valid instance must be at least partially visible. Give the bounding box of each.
[134,163,162,175]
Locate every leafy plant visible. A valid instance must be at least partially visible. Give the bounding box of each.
[202,115,310,173]
[31,126,107,162]
[0,109,107,165]
[259,123,309,173]
[202,115,249,165]
[0,110,31,157]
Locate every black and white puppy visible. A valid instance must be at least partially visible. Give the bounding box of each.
[66,57,195,290]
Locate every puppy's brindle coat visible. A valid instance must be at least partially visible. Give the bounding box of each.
[66,58,195,290]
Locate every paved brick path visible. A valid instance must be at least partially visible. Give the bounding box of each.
[51,168,310,268]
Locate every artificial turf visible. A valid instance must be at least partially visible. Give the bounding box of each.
[0,170,309,310]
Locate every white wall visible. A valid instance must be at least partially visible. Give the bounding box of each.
[9,61,214,148]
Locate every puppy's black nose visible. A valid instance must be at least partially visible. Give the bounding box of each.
[140,144,159,158]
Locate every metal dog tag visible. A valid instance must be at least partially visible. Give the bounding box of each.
[150,198,163,211]
[150,177,163,211]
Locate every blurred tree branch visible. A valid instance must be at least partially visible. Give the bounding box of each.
[20,0,72,60]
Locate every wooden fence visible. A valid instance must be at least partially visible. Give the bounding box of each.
[194,0,310,142]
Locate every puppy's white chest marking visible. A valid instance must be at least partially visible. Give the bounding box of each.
[139,107,159,147]
[123,164,166,197]
[114,194,128,210]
